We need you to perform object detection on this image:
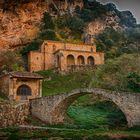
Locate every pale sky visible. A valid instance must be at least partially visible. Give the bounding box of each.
[97,0,140,23]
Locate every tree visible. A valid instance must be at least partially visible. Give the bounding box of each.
[0,51,24,74]
[92,54,140,92]
[42,12,55,30]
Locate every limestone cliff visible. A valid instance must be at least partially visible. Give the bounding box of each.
[0,0,83,50]
[0,1,48,50]
[83,3,136,44]
[0,1,137,50]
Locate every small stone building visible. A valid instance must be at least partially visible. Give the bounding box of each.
[28,40,104,72]
[0,71,43,101]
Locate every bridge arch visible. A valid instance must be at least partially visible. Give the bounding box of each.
[51,90,128,126]
[30,88,140,128]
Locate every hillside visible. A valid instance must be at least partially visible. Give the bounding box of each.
[0,0,137,51]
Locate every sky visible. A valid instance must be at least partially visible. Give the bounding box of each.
[97,0,140,23]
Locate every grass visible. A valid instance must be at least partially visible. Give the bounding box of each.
[0,127,140,140]
[67,101,127,129]
[37,70,94,96]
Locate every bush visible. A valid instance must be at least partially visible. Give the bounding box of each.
[92,54,140,92]
[20,40,42,58]
[127,72,140,92]
[0,51,24,74]
[39,29,57,40]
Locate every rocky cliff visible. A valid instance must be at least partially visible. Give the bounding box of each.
[0,1,48,50]
[0,0,137,50]
[83,3,137,44]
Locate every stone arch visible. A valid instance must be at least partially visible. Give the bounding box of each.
[51,90,128,126]
[87,56,95,65]
[77,55,85,65]
[17,84,32,100]
[67,54,75,66]
[30,88,140,127]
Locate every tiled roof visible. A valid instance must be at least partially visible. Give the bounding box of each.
[8,71,43,79]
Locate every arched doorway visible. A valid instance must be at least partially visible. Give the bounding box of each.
[67,55,75,66]
[77,55,85,65]
[17,85,32,100]
[87,56,95,65]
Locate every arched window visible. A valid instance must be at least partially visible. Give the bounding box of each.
[67,55,75,66]
[87,56,95,65]
[17,85,32,96]
[77,55,85,65]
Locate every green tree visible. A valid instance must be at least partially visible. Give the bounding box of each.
[92,54,140,92]
[127,72,140,92]
[42,12,55,30]
[0,51,24,74]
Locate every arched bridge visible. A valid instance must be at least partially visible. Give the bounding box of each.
[30,88,140,127]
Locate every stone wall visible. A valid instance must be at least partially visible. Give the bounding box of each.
[0,101,29,128]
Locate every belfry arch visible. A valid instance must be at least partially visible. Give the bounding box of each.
[87,56,95,65]
[67,55,75,66]
[77,55,85,65]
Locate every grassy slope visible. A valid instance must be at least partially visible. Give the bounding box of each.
[37,70,94,96]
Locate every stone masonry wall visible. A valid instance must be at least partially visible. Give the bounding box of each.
[0,101,29,128]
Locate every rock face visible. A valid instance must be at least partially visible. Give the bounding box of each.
[0,0,84,50]
[83,3,137,44]
[83,14,121,44]
[0,1,48,50]
[0,1,137,49]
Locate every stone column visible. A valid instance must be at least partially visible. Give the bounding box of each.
[13,78,17,100]
[39,80,42,97]
[60,55,67,72]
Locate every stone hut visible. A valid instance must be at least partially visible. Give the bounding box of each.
[0,71,43,101]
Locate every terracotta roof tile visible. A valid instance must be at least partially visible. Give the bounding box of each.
[9,71,43,79]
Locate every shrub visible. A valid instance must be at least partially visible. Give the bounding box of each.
[0,51,24,74]
[42,12,55,30]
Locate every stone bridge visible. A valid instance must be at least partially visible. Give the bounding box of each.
[30,88,140,127]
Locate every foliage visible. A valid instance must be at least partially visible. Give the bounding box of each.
[0,51,24,74]
[92,54,140,92]
[42,12,55,30]
[127,72,140,92]
[20,40,41,58]
[66,16,85,34]
[39,29,57,40]
[96,26,140,59]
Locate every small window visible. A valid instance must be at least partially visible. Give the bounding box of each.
[17,85,32,96]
